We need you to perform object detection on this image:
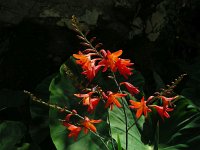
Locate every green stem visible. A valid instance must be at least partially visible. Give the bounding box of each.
[24,90,109,150]
[107,110,116,150]
[92,131,110,150]
[112,73,128,150]
[128,117,139,131]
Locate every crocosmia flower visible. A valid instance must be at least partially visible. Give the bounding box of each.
[158,96,177,110]
[63,110,77,127]
[115,59,133,79]
[62,111,81,141]
[81,116,102,134]
[129,96,151,118]
[74,92,100,113]
[150,105,173,120]
[73,51,91,69]
[105,91,127,110]
[73,51,101,81]
[99,50,133,79]
[120,82,140,95]
[67,124,82,141]
[81,61,102,81]
[99,50,122,72]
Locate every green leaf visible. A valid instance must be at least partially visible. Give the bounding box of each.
[0,121,26,150]
[157,96,200,149]
[109,98,151,150]
[117,134,122,150]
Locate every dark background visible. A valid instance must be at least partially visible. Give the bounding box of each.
[0,0,200,149]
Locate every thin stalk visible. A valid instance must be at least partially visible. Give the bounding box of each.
[128,118,139,131]
[92,131,110,150]
[71,15,103,57]
[112,73,128,150]
[24,90,109,150]
[107,110,116,150]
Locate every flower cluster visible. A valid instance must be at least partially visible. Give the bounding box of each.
[64,46,178,140]
[73,49,133,81]
[61,16,179,142]
[63,110,102,141]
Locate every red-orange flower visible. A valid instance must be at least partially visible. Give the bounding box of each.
[99,50,122,72]
[105,92,127,110]
[74,92,100,113]
[63,110,77,127]
[62,111,81,141]
[81,116,102,134]
[81,62,102,81]
[150,105,173,120]
[129,97,151,118]
[115,59,133,79]
[67,124,82,141]
[99,50,133,78]
[120,82,140,95]
[73,51,101,81]
[159,96,177,109]
[73,51,91,69]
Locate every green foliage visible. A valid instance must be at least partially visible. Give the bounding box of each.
[109,98,150,150]
[0,121,27,150]
[158,96,200,149]
[117,135,123,150]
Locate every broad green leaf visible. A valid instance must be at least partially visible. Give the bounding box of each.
[109,98,151,150]
[117,134,123,150]
[0,121,26,150]
[157,96,200,149]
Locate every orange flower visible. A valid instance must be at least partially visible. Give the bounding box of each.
[105,92,127,110]
[81,62,102,81]
[158,96,177,109]
[81,116,102,134]
[115,59,133,79]
[73,51,91,70]
[99,50,122,72]
[129,97,151,118]
[63,110,77,127]
[150,105,173,120]
[74,92,100,113]
[99,50,133,78]
[62,110,81,141]
[120,82,139,95]
[73,51,101,81]
[67,124,82,141]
